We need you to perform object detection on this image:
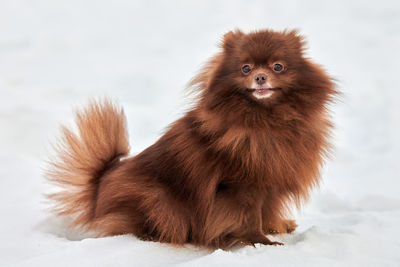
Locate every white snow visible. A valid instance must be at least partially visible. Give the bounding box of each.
[1,0,400,266]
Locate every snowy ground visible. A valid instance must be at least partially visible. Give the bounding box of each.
[1,0,400,266]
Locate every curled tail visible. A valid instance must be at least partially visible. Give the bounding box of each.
[46,99,130,230]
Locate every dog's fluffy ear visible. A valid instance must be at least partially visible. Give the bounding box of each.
[284,29,306,52]
[221,30,244,52]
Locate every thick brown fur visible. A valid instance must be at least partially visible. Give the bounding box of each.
[47,29,337,249]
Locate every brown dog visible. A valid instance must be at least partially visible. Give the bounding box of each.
[47,29,336,249]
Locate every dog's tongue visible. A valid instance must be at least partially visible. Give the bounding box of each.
[254,89,273,98]
[256,89,269,95]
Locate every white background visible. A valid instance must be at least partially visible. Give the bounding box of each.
[0,0,399,266]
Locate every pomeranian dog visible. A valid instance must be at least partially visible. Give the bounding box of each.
[47,29,336,249]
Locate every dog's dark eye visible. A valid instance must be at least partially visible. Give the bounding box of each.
[241,64,252,75]
[272,63,284,72]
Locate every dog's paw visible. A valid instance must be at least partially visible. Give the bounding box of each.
[267,219,297,235]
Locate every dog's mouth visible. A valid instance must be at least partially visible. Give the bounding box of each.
[246,87,280,99]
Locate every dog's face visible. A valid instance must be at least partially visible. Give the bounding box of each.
[229,30,303,103]
[202,30,334,113]
[221,30,306,104]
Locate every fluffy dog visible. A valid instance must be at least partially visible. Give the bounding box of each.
[47,29,336,249]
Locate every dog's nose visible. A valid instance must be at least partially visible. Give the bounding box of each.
[254,73,267,85]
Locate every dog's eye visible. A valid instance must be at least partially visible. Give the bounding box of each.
[272,63,284,72]
[241,64,252,75]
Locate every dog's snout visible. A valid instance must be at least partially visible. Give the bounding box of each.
[254,73,267,85]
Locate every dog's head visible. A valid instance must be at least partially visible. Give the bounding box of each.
[193,29,336,116]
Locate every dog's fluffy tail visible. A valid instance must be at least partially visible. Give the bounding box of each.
[46,99,130,230]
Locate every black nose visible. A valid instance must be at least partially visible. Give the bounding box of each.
[254,73,267,85]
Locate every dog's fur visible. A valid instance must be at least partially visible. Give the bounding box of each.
[47,29,336,249]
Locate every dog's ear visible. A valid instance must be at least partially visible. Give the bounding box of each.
[221,30,244,52]
[285,29,306,52]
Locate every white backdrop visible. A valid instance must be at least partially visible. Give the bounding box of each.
[1,0,399,266]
